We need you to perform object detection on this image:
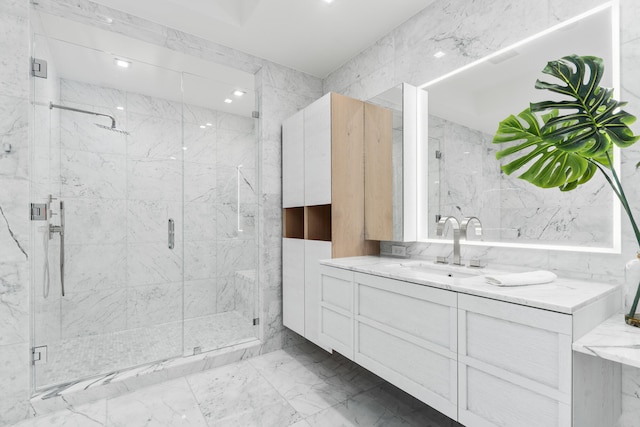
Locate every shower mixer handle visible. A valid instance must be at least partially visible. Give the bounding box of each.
[48,200,65,297]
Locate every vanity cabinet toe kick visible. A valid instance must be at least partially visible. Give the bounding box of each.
[318,264,621,427]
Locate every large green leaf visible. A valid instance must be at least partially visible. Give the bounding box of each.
[531,55,639,156]
[494,108,598,191]
[493,54,639,192]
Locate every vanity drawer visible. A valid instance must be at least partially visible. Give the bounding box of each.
[353,273,458,420]
[319,265,354,359]
[458,294,572,427]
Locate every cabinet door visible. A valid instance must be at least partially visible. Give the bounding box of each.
[282,238,304,335]
[458,294,572,427]
[304,93,332,206]
[319,265,354,359]
[282,110,304,208]
[304,240,332,349]
[354,273,458,421]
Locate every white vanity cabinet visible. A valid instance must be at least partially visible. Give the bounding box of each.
[457,294,572,427]
[318,266,458,419]
[317,258,620,427]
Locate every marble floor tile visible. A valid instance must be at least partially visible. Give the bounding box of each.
[13,400,106,427]
[20,341,457,427]
[186,361,291,423]
[304,392,412,427]
[106,377,207,426]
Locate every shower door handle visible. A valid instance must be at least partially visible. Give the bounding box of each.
[60,201,65,296]
[237,165,243,233]
[168,219,175,250]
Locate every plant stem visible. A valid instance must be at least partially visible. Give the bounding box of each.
[594,154,640,320]
[630,279,640,318]
[604,152,640,246]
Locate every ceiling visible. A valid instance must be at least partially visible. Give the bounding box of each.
[88,0,436,78]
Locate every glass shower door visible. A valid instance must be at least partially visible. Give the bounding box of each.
[30,28,185,389]
[181,72,259,355]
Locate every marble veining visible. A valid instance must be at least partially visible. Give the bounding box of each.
[0,203,28,259]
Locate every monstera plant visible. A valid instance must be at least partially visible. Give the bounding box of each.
[492,54,640,325]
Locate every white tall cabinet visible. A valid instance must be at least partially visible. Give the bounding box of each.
[282,93,379,348]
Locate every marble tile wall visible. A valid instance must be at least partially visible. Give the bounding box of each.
[325,0,640,425]
[0,0,31,424]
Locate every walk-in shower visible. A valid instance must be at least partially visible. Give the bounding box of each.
[30,6,260,392]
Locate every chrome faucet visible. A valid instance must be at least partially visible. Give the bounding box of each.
[461,216,483,240]
[436,216,461,266]
[461,216,484,268]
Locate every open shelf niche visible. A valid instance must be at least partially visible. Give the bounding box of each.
[283,207,305,239]
[305,204,332,241]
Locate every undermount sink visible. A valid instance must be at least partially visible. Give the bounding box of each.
[383,261,482,279]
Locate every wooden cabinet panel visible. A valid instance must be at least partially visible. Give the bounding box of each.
[282,110,304,208]
[364,102,393,241]
[304,94,332,206]
[282,238,305,335]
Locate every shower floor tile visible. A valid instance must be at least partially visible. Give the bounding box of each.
[17,342,461,427]
[35,311,256,388]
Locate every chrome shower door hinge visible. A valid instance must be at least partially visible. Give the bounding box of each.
[253,318,260,326]
[252,111,260,119]
[32,58,48,79]
[32,346,48,365]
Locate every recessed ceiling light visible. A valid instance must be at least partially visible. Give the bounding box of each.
[200,125,206,129]
[206,123,213,126]
[434,51,446,59]
[96,14,113,25]
[224,98,233,104]
[114,59,131,68]
[233,90,245,97]
[116,106,124,111]
[323,0,335,3]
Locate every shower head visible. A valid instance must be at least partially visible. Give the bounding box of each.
[49,102,129,136]
[95,123,130,135]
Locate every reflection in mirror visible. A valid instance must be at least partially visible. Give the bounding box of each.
[366,83,428,242]
[420,3,618,251]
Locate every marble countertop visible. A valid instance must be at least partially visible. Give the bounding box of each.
[573,313,640,369]
[320,256,619,314]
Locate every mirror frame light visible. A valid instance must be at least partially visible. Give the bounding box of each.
[417,1,621,254]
